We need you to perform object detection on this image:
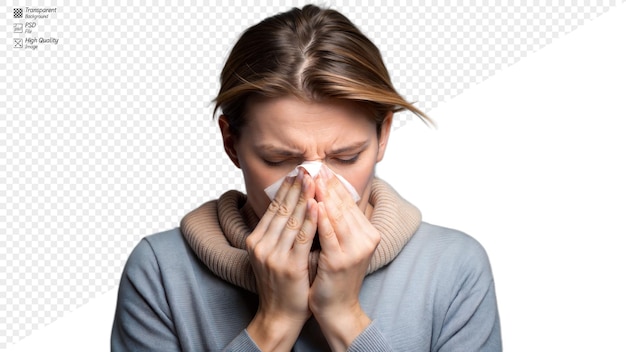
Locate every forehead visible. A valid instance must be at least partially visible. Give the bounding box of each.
[244,95,373,126]
[240,95,377,148]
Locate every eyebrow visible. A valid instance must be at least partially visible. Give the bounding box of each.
[256,140,369,156]
[329,140,369,154]
[256,145,302,156]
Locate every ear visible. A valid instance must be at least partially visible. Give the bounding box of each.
[376,112,394,163]
[218,115,241,168]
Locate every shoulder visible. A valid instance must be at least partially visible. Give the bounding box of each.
[392,222,495,285]
[410,224,501,350]
[142,227,187,251]
[122,228,193,278]
[414,222,491,262]
[113,228,208,350]
[127,228,187,259]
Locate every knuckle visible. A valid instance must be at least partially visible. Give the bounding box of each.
[322,228,336,240]
[373,231,382,244]
[367,228,380,239]
[245,230,261,250]
[286,216,300,230]
[370,231,382,247]
[245,236,255,250]
[277,203,290,216]
[250,243,266,259]
[331,212,344,223]
[267,199,280,214]
[265,253,281,268]
[296,229,309,244]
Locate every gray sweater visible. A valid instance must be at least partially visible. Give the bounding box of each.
[111,222,501,351]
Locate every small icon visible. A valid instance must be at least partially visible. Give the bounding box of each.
[14,8,23,18]
[14,38,23,48]
[14,23,23,33]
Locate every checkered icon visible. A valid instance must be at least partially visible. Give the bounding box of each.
[14,8,23,18]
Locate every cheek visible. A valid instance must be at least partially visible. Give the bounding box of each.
[242,168,276,197]
[239,166,275,218]
[348,170,374,196]
[334,161,376,197]
[239,155,287,189]
[239,158,291,208]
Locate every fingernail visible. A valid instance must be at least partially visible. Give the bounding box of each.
[297,167,304,182]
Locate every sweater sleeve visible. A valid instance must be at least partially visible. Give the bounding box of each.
[434,237,502,352]
[111,239,181,351]
[347,320,393,351]
[222,330,262,352]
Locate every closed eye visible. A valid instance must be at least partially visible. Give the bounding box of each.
[263,159,283,166]
[334,154,360,164]
[263,159,284,167]
[262,158,301,167]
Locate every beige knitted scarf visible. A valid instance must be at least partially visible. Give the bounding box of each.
[181,178,421,293]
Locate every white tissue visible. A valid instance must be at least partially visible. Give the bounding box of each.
[264,161,361,202]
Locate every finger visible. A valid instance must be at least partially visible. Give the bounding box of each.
[314,164,354,206]
[316,202,341,253]
[314,165,353,222]
[246,177,295,248]
[255,174,296,233]
[263,170,306,245]
[291,198,318,258]
[314,165,368,248]
[276,172,315,252]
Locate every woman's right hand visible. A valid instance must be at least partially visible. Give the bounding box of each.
[245,168,318,351]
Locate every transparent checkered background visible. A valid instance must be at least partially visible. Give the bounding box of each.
[1,0,623,348]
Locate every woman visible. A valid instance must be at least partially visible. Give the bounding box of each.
[111,4,501,351]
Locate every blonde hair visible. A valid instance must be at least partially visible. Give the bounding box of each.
[214,4,432,137]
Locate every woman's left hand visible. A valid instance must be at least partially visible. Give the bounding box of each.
[310,165,381,351]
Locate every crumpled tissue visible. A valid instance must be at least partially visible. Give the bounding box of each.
[264,161,361,202]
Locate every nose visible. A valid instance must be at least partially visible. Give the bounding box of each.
[297,160,324,178]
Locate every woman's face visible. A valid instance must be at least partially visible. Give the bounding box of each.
[219,95,392,219]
